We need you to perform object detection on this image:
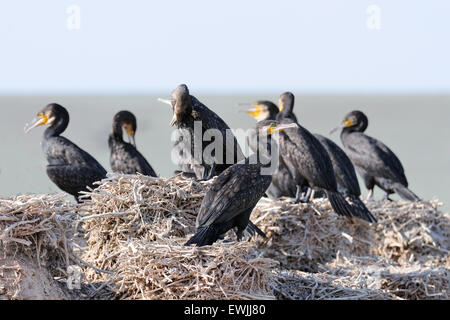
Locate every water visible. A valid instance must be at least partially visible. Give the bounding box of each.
[0,94,448,212]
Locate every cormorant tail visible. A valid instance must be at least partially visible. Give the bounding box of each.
[326,190,354,219]
[327,190,376,223]
[246,220,266,238]
[393,183,421,201]
[348,195,378,223]
[184,226,218,247]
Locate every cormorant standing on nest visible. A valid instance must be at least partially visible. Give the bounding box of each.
[108,110,157,177]
[244,101,296,199]
[314,134,372,216]
[158,84,244,180]
[276,93,377,223]
[185,120,297,246]
[25,103,107,202]
[272,93,374,218]
[330,110,420,201]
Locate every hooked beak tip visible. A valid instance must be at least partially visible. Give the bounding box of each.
[329,126,340,135]
[158,98,173,106]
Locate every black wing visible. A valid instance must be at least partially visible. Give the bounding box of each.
[279,120,337,191]
[315,134,361,196]
[191,96,245,166]
[196,163,271,228]
[109,137,157,176]
[342,132,408,186]
[44,136,107,197]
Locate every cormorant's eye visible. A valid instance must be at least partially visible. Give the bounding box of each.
[270,123,276,127]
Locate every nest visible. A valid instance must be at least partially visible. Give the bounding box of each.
[114,238,277,300]
[0,194,77,299]
[251,198,449,272]
[250,198,374,272]
[78,173,277,299]
[1,173,448,300]
[252,197,449,299]
[272,255,449,300]
[0,194,76,270]
[78,174,207,281]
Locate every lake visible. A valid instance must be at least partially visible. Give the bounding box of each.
[0,94,448,212]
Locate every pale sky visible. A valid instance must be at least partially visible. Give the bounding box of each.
[0,0,449,94]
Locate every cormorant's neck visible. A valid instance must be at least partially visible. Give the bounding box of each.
[341,122,367,137]
[254,134,275,167]
[112,120,124,142]
[276,107,293,121]
[174,95,193,126]
[44,117,68,138]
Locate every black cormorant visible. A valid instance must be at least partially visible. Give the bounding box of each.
[185,120,297,246]
[244,100,296,199]
[243,100,280,122]
[272,93,374,218]
[108,110,157,177]
[276,93,376,223]
[330,110,420,201]
[25,103,107,202]
[275,92,298,123]
[158,84,244,180]
[314,134,373,217]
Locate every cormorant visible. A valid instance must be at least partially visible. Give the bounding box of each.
[158,84,244,180]
[244,100,296,199]
[272,93,374,218]
[243,100,280,122]
[314,134,373,217]
[24,103,107,202]
[275,92,298,123]
[185,120,297,246]
[108,110,157,177]
[276,93,376,223]
[330,110,420,201]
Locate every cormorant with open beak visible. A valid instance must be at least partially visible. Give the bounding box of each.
[24,103,107,202]
[158,84,244,180]
[108,110,157,177]
[330,110,420,201]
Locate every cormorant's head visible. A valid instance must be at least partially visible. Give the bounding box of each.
[113,110,137,146]
[157,84,191,126]
[248,119,299,159]
[24,103,69,133]
[255,119,298,137]
[330,110,369,134]
[244,101,279,122]
[278,92,295,114]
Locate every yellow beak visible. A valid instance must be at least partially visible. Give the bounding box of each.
[268,122,298,134]
[24,113,48,133]
[245,103,261,119]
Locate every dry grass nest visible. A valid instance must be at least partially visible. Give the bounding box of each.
[1,173,448,300]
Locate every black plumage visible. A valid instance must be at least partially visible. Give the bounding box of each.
[244,100,296,199]
[332,110,420,201]
[314,134,373,218]
[108,110,157,177]
[160,84,244,180]
[275,92,298,123]
[25,103,107,202]
[244,100,280,122]
[185,120,295,246]
[275,92,376,223]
